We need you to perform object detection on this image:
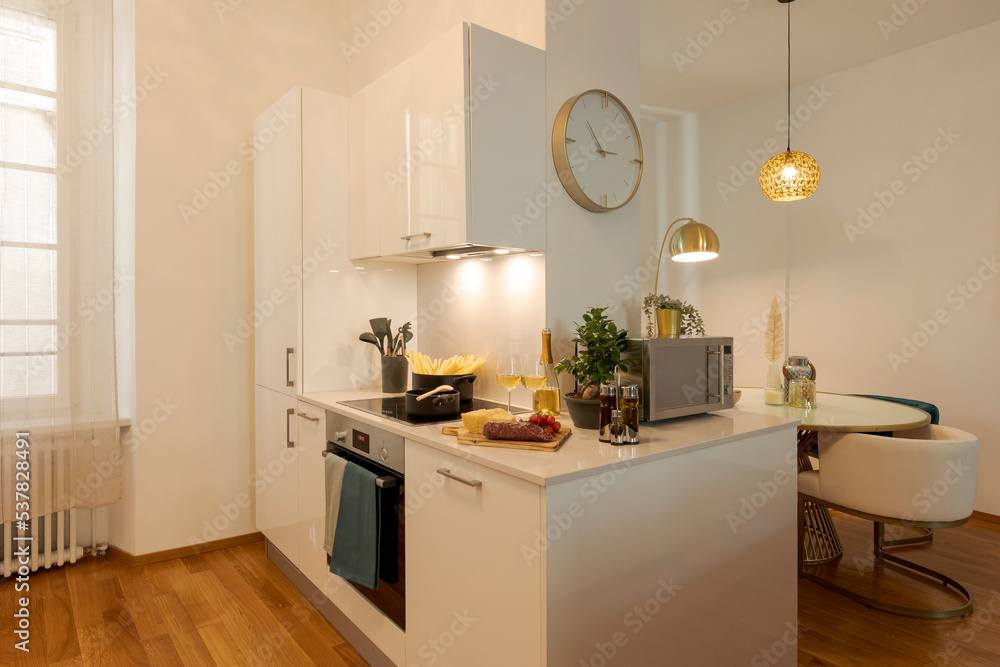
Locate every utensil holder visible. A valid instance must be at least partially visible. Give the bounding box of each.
[381,356,408,393]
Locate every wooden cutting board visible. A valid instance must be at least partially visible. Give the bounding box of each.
[441,425,572,452]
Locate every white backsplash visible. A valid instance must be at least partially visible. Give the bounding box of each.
[416,253,546,406]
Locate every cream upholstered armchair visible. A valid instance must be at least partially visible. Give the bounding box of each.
[798,424,979,619]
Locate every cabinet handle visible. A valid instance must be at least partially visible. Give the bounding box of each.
[297,411,319,422]
[286,408,295,448]
[285,348,294,387]
[401,232,431,241]
[437,468,482,488]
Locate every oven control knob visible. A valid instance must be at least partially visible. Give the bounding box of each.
[335,431,347,443]
[379,448,389,462]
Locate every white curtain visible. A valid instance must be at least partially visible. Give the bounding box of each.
[0,0,120,523]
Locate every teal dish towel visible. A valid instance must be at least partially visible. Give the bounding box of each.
[323,454,348,556]
[329,461,380,589]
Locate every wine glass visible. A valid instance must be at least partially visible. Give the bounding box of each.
[496,353,521,412]
[520,354,545,411]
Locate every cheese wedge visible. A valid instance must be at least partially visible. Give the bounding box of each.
[461,408,515,434]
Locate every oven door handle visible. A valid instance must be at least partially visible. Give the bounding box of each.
[322,450,399,488]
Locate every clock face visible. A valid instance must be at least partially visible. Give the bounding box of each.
[552,90,643,212]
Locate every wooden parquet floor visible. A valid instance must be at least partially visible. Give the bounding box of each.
[0,540,367,666]
[2,516,999,666]
[798,513,1000,666]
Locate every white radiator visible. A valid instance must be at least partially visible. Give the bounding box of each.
[2,509,84,577]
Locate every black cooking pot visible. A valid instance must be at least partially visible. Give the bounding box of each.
[411,373,477,402]
[405,389,461,418]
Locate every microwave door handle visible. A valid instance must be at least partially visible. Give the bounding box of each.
[706,349,723,400]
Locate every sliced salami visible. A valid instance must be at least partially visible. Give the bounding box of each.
[482,421,554,442]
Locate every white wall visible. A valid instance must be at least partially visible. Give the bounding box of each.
[115,0,348,555]
[415,255,546,407]
[545,0,643,366]
[659,22,1000,513]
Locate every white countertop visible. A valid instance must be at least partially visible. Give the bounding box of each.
[299,389,800,486]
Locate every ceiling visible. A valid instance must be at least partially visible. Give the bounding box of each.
[640,0,1000,115]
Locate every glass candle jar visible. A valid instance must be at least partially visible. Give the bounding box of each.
[787,378,816,408]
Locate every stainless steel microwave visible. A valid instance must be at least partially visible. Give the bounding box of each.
[620,337,734,421]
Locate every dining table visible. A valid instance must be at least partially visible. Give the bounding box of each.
[734,387,931,562]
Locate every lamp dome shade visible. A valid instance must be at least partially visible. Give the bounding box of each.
[759,150,820,201]
[669,220,719,262]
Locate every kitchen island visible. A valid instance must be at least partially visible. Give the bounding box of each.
[285,389,799,667]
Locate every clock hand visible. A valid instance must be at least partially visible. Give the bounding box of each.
[586,120,606,157]
[602,150,617,156]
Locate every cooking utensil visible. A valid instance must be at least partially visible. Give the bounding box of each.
[405,389,460,418]
[411,373,477,402]
[359,331,383,354]
[416,384,454,401]
[370,317,390,355]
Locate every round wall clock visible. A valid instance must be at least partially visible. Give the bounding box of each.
[552,89,643,212]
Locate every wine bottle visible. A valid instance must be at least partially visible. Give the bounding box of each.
[533,329,561,417]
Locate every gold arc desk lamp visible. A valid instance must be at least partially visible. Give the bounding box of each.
[651,218,720,337]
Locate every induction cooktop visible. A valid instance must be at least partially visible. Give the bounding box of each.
[339,396,521,426]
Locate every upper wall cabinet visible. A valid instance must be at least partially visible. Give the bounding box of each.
[349,23,546,261]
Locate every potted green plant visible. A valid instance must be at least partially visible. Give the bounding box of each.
[554,307,630,429]
[641,294,706,338]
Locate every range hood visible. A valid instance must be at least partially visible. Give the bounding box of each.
[402,244,540,261]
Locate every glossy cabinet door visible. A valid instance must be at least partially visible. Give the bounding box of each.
[295,401,327,586]
[405,440,543,667]
[350,23,546,261]
[351,58,410,260]
[254,385,299,563]
[254,88,302,395]
[383,24,468,257]
[300,90,348,393]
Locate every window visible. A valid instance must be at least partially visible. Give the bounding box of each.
[0,3,58,399]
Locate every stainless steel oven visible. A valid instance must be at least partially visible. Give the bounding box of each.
[325,411,405,630]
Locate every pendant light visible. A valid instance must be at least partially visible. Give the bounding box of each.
[759,0,820,202]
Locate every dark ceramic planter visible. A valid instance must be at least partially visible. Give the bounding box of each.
[564,393,600,430]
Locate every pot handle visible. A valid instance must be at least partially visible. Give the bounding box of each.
[455,374,477,385]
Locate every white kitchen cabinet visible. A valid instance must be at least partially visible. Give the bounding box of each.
[295,401,327,585]
[254,385,299,563]
[349,23,546,261]
[254,86,346,395]
[405,439,543,667]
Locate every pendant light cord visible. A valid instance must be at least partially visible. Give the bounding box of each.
[786,0,791,152]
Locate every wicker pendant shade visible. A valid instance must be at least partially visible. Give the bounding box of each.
[759,150,820,201]
[760,0,820,202]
